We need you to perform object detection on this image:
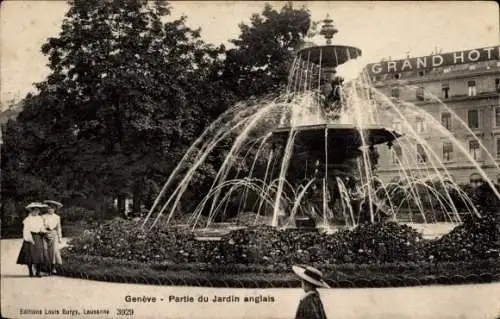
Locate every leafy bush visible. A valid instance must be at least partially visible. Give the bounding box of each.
[422,214,499,262]
[347,222,424,263]
[230,213,271,227]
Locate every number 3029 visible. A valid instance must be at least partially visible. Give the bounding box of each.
[117,308,134,316]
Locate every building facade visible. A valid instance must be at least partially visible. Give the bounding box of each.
[364,46,500,185]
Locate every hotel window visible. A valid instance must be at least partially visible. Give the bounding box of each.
[442,142,453,161]
[416,144,428,163]
[418,71,425,77]
[416,116,426,132]
[467,109,479,129]
[416,87,425,101]
[392,145,402,164]
[368,88,374,99]
[441,112,452,130]
[392,120,402,132]
[497,137,500,158]
[468,140,480,160]
[470,173,483,185]
[495,78,500,92]
[442,83,450,99]
[394,73,401,80]
[390,176,401,183]
[468,80,477,96]
[495,107,500,127]
[391,87,400,99]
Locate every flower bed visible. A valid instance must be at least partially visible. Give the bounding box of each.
[60,214,500,287]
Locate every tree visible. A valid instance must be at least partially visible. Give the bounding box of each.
[1,93,61,201]
[222,2,312,100]
[2,0,225,214]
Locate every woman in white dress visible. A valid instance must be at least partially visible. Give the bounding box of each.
[42,200,63,274]
[16,202,49,277]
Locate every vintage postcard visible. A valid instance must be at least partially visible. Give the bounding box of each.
[1,1,499,318]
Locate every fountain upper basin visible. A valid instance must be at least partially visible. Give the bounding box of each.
[297,45,362,67]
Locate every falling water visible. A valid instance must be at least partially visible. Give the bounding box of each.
[144,40,499,234]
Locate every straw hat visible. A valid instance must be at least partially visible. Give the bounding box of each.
[25,202,49,210]
[292,265,330,288]
[43,200,63,208]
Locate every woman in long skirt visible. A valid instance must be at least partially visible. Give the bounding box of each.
[42,200,64,274]
[16,202,49,277]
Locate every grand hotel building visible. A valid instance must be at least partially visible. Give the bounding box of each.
[364,46,500,185]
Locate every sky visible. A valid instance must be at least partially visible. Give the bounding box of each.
[1,1,499,108]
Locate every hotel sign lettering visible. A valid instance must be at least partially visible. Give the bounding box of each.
[367,46,500,75]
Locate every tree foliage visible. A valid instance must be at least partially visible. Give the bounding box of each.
[1,1,314,218]
[3,0,223,205]
[222,2,311,100]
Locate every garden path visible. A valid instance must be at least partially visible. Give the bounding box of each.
[2,239,499,319]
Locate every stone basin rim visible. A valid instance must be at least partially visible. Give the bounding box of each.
[296,45,362,67]
[270,124,403,146]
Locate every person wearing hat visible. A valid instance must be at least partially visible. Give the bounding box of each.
[16,202,49,277]
[42,200,64,274]
[292,264,329,319]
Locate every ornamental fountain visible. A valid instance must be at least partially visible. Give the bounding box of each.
[268,16,401,230]
[142,15,498,235]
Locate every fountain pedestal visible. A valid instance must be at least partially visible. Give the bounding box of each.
[266,16,403,228]
[295,217,318,232]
